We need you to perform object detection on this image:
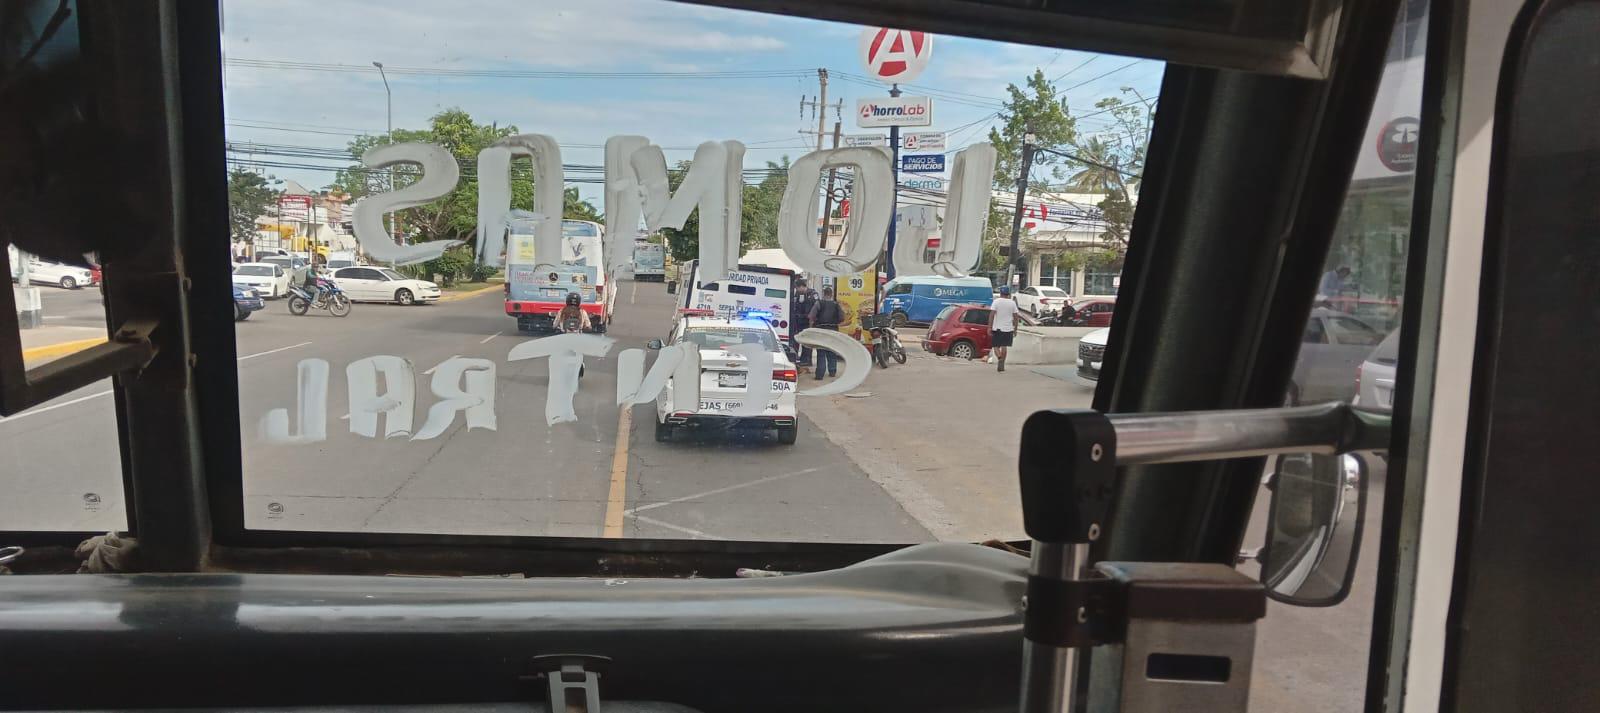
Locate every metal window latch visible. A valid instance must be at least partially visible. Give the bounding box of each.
[526,654,610,712]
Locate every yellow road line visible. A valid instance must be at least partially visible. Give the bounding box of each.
[22,337,107,362]
[435,283,504,303]
[602,405,634,538]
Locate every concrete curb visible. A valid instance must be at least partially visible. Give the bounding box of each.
[436,283,504,303]
[22,336,107,362]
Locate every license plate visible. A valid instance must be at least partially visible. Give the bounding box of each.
[543,288,565,298]
[717,372,747,388]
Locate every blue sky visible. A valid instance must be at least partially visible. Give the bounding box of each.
[220,0,1164,205]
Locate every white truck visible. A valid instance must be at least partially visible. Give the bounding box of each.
[670,259,797,341]
[632,242,666,282]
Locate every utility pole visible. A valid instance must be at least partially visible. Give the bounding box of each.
[1006,130,1036,289]
[885,84,902,281]
[819,121,841,249]
[799,69,843,249]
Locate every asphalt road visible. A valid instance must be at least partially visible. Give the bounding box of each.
[4,279,928,542]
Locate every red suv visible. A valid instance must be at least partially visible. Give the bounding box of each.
[921,304,994,360]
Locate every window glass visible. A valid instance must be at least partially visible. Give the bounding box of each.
[1084,269,1120,295]
[235,265,274,276]
[217,0,1162,544]
[961,309,993,325]
[0,6,128,533]
[1246,0,1426,708]
[3,243,126,531]
[378,269,405,281]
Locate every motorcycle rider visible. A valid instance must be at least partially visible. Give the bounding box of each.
[557,292,587,332]
[301,268,325,305]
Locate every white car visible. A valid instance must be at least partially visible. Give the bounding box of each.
[1076,327,1110,382]
[1015,285,1072,315]
[20,259,97,290]
[653,313,800,445]
[330,266,442,305]
[232,262,291,299]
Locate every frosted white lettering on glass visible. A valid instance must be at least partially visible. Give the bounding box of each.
[723,343,776,417]
[793,329,873,396]
[259,359,330,445]
[348,135,995,279]
[345,356,415,439]
[778,147,894,276]
[507,334,615,425]
[412,358,497,440]
[617,342,696,407]
[351,143,463,265]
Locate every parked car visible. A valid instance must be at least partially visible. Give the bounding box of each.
[232,284,265,321]
[258,254,310,283]
[330,266,441,305]
[1289,308,1386,405]
[1015,285,1072,316]
[232,262,291,299]
[1077,327,1110,381]
[880,275,993,326]
[1354,329,1400,413]
[921,304,995,360]
[1064,297,1116,327]
[21,259,97,290]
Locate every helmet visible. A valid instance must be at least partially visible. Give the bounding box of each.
[565,292,581,306]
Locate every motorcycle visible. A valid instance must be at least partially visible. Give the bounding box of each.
[863,314,907,368]
[287,282,351,317]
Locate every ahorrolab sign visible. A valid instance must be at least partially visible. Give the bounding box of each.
[857,96,933,128]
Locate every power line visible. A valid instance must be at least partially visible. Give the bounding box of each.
[225,57,816,80]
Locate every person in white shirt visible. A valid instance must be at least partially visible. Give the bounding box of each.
[989,286,1020,372]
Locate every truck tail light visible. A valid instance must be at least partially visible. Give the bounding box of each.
[773,368,797,382]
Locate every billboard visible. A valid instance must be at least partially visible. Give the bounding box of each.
[901,154,946,173]
[857,96,933,128]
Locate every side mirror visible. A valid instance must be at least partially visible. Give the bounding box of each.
[1257,452,1368,606]
[647,339,664,350]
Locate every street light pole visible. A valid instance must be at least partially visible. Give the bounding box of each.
[373,61,396,248]
[1006,131,1036,289]
[885,84,902,281]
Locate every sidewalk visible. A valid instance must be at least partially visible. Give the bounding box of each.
[19,325,107,364]
[800,337,1095,542]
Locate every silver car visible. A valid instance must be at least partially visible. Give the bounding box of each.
[1354,329,1400,414]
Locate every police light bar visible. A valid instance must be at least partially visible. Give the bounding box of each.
[737,309,774,321]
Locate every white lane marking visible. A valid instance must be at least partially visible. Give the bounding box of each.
[238,341,312,362]
[422,356,460,375]
[625,466,821,515]
[629,513,726,540]
[630,280,638,304]
[0,390,113,424]
[2,341,314,424]
[479,331,503,345]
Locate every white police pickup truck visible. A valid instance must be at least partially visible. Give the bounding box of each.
[653,310,800,445]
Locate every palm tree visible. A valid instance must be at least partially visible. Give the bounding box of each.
[1064,137,1126,195]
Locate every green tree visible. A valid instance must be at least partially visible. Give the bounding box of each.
[987,69,1079,189]
[227,167,281,243]
[327,108,526,252]
[658,161,699,262]
[740,157,789,250]
[1067,89,1154,250]
[563,187,602,223]
[984,70,1080,274]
